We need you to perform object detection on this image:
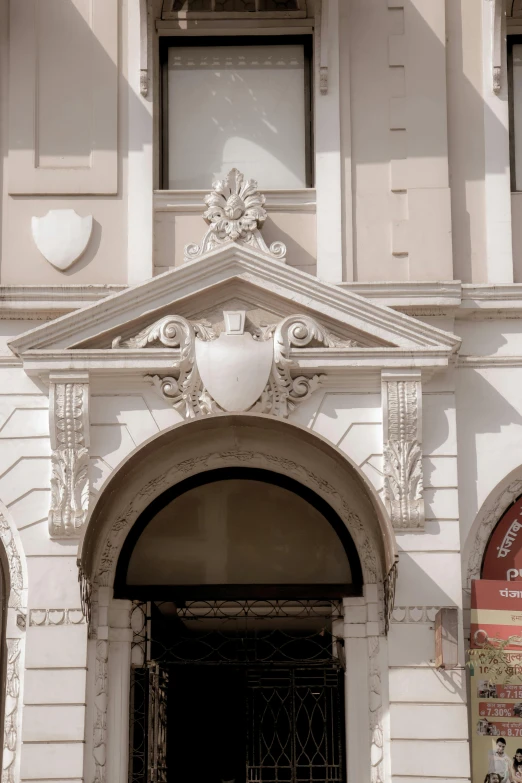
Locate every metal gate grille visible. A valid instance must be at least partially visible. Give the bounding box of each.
[129,601,345,783]
[247,667,344,783]
[129,663,169,783]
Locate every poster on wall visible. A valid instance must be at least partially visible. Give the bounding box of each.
[471,580,522,783]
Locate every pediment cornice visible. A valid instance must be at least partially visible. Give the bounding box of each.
[9,245,460,374]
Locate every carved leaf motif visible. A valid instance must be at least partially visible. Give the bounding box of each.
[49,447,90,538]
[140,312,351,421]
[3,639,20,783]
[185,168,286,260]
[93,639,108,783]
[384,380,424,530]
[0,513,23,609]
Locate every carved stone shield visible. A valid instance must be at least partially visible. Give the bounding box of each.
[195,332,273,412]
[31,209,93,271]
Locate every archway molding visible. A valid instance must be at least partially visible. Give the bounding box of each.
[0,500,28,783]
[463,464,522,590]
[79,414,395,783]
[79,413,397,606]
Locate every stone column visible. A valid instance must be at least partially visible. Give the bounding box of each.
[343,594,372,783]
[106,598,133,783]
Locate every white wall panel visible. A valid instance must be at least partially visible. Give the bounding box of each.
[22,705,85,742]
[395,552,462,606]
[24,669,87,705]
[390,704,469,740]
[391,740,470,778]
[389,667,466,704]
[388,624,435,667]
[8,0,118,194]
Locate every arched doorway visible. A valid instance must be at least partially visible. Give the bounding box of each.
[79,415,397,783]
[115,468,362,783]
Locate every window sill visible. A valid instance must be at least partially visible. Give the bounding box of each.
[153,188,316,213]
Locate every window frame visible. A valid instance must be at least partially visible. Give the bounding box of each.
[508,34,522,192]
[158,34,314,190]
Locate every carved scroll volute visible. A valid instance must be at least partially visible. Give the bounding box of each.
[382,371,424,530]
[48,374,90,539]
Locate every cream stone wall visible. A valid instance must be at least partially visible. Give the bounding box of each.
[6,1,522,782]
[0,0,518,286]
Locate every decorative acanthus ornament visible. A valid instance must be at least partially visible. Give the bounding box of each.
[48,378,90,539]
[116,311,358,419]
[184,169,286,262]
[382,373,424,530]
[3,639,21,783]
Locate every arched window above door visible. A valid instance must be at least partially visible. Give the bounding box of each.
[115,468,362,600]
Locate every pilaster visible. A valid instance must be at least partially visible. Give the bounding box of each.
[382,370,424,530]
[343,586,389,783]
[315,0,344,282]
[48,373,90,539]
[106,600,133,783]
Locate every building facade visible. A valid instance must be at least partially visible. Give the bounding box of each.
[0,1,522,782]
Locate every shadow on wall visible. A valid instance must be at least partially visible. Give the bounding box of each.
[456,371,522,536]
[0,1,506,168]
[0,0,510,279]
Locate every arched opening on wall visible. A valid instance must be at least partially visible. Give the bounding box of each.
[80,414,396,783]
[114,467,363,601]
[116,467,363,783]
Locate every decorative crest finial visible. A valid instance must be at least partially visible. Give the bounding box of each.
[184,169,286,262]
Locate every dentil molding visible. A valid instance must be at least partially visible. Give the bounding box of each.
[48,376,90,539]
[382,372,424,530]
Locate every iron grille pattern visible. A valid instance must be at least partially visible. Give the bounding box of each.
[148,601,344,667]
[129,601,345,783]
[129,663,169,783]
[247,667,344,783]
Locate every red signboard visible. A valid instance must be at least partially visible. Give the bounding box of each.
[471,580,522,651]
[482,498,522,581]
[470,579,522,783]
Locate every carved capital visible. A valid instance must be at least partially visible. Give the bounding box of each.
[48,377,90,539]
[382,373,424,530]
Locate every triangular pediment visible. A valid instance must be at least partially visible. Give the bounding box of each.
[8,244,460,365]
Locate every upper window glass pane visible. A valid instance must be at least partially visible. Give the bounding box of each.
[167,44,308,189]
[126,479,352,586]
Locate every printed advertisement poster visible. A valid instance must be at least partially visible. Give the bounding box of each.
[471,580,522,783]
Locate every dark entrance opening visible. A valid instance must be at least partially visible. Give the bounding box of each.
[119,469,360,783]
[129,601,345,783]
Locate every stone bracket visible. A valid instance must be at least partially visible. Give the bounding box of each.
[48,373,90,539]
[382,370,424,530]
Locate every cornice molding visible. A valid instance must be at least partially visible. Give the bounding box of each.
[458,355,522,369]
[8,248,461,357]
[0,284,124,318]
[6,282,522,322]
[16,347,454,379]
[340,281,462,310]
[154,188,317,214]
